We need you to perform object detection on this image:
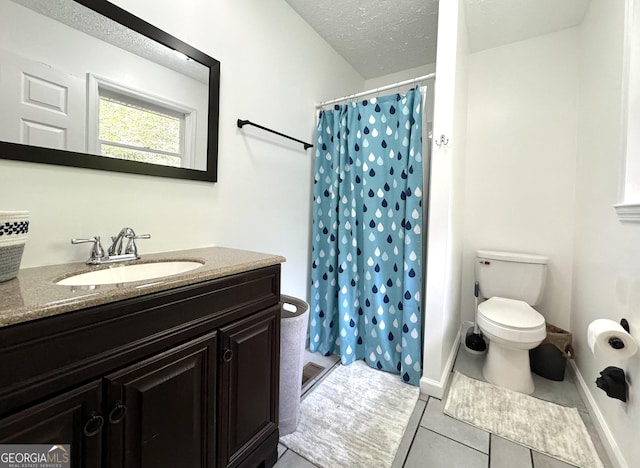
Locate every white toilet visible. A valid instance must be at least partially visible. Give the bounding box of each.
[475,250,548,394]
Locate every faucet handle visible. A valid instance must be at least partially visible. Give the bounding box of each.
[124,233,150,256]
[71,236,105,264]
[128,233,151,240]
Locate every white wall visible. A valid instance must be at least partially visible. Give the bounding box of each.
[572,1,639,466]
[421,0,469,398]
[460,29,579,330]
[0,0,363,301]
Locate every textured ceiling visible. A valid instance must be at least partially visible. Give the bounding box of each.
[285,0,591,80]
[285,0,439,80]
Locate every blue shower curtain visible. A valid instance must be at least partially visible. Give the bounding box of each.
[309,88,423,385]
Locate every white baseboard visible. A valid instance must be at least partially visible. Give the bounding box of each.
[569,360,627,468]
[420,330,461,399]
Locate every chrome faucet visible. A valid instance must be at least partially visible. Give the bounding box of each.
[108,227,150,257]
[70,236,105,264]
[72,227,150,265]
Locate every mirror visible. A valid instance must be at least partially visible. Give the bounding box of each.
[0,0,219,182]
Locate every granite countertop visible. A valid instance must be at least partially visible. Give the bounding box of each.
[0,246,286,328]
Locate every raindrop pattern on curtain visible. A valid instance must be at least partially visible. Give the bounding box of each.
[309,88,423,385]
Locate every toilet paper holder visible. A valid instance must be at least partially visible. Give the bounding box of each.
[595,319,631,402]
[620,318,630,333]
[596,366,628,402]
[610,319,631,350]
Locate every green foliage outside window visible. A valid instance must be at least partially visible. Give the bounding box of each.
[99,96,183,167]
[101,144,181,167]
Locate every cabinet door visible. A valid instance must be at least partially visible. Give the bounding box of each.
[218,306,280,468]
[105,332,217,468]
[0,380,103,468]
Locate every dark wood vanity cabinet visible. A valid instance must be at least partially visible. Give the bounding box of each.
[0,265,281,468]
[218,309,280,468]
[0,381,103,467]
[104,332,219,468]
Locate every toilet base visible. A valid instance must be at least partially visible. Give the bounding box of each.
[483,342,535,394]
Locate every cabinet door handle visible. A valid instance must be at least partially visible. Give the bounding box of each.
[223,348,233,362]
[108,401,127,424]
[83,413,104,437]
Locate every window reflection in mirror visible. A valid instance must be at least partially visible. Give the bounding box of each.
[99,92,184,168]
[0,0,219,181]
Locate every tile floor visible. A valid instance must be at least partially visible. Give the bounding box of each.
[275,347,613,468]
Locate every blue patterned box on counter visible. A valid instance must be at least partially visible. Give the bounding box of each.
[0,211,29,282]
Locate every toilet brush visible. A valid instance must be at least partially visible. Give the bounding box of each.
[465,281,487,354]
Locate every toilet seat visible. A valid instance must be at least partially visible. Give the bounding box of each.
[477,296,546,343]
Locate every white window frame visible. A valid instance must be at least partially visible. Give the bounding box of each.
[616,0,640,221]
[87,74,196,168]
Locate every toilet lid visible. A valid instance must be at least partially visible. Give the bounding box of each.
[478,297,545,329]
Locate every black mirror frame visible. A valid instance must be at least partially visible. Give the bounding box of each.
[0,0,220,182]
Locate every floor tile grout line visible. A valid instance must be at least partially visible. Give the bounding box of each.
[399,396,429,468]
[421,427,491,457]
[279,446,323,468]
[529,447,535,467]
[419,397,492,452]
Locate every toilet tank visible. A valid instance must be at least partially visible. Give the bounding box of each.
[475,250,548,305]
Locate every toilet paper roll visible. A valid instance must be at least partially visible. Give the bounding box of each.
[587,319,638,360]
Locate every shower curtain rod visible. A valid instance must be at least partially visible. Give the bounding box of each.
[316,72,436,108]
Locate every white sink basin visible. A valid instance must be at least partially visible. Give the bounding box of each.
[56,260,204,286]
